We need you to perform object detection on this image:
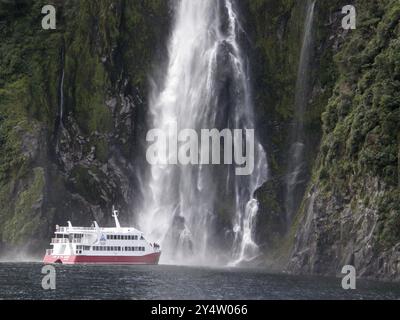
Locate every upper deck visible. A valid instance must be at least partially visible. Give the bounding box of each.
[55,206,141,235]
[57,226,141,234]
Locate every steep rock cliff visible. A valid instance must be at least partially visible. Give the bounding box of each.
[287,0,400,280]
[0,0,170,253]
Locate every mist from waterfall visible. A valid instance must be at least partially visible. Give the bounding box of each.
[138,0,268,266]
[285,0,316,224]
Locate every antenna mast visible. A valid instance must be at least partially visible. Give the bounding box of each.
[112,205,121,229]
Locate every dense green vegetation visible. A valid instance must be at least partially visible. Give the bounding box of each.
[285,0,400,279]
[317,0,400,245]
[0,0,169,249]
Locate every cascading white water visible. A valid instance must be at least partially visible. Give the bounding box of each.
[59,48,65,129]
[138,0,268,266]
[59,68,65,126]
[285,0,316,223]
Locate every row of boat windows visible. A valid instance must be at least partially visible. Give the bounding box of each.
[107,235,143,240]
[55,234,144,240]
[55,234,84,239]
[88,246,146,252]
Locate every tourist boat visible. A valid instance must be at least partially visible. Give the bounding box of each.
[43,207,161,265]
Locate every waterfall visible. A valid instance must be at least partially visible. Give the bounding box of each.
[138,0,268,266]
[59,48,65,128]
[285,0,316,224]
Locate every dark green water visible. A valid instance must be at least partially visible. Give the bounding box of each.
[0,263,399,300]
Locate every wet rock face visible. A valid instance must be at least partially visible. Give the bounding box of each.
[288,178,400,281]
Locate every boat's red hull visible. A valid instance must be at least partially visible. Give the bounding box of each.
[43,252,161,265]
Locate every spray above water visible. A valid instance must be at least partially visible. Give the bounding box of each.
[138,0,268,266]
